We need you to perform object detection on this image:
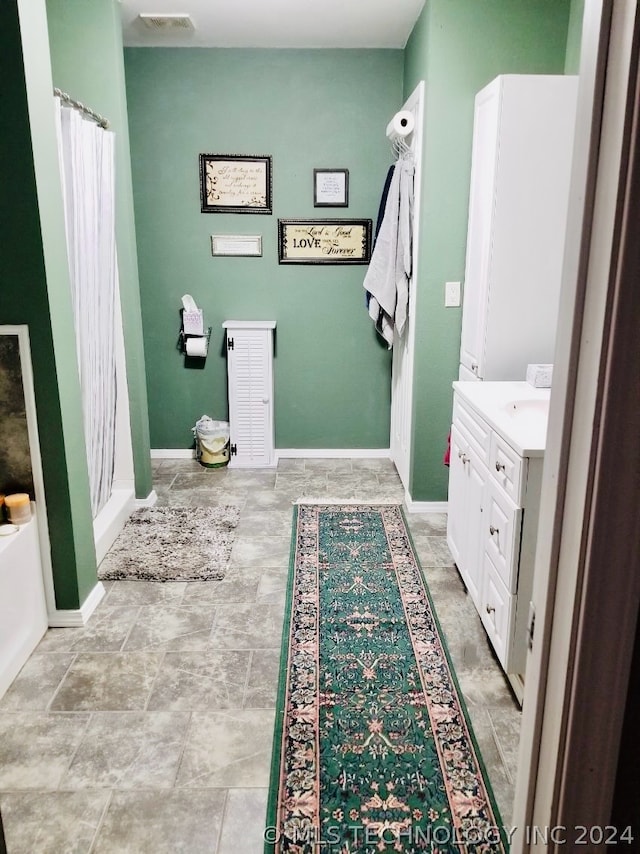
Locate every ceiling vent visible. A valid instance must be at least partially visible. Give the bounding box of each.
[138,13,195,31]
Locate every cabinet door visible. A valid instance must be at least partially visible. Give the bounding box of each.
[446,425,467,568]
[446,425,485,606]
[482,76,578,380]
[480,551,516,670]
[226,328,274,467]
[484,478,523,594]
[460,81,501,378]
[464,451,486,606]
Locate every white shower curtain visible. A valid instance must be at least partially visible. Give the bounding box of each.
[55,99,118,519]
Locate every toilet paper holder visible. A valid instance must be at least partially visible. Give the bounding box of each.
[178,323,212,358]
[178,294,210,359]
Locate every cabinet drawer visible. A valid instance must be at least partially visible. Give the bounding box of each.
[452,395,491,466]
[480,552,516,670]
[490,432,526,504]
[484,478,522,593]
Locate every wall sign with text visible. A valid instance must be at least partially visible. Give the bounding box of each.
[313,169,349,207]
[200,154,272,214]
[278,219,372,265]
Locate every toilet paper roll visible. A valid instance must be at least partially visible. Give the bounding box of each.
[386,110,415,140]
[185,336,208,357]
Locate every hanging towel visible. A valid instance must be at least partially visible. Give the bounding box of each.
[363,154,414,348]
[366,164,396,312]
[375,165,396,243]
[443,431,451,467]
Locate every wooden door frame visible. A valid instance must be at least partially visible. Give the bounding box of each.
[390,81,424,499]
[513,0,640,847]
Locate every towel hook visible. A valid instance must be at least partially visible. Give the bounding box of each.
[392,136,412,160]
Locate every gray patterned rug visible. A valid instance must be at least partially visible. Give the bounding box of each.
[97,506,239,582]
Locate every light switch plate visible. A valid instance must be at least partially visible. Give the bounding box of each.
[445,281,461,307]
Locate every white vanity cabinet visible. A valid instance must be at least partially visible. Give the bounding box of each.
[459,74,578,381]
[447,382,548,694]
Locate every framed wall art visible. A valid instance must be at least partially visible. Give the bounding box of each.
[278,219,372,265]
[200,154,272,214]
[313,169,349,207]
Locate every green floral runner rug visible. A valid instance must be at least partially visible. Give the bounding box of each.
[265,504,508,854]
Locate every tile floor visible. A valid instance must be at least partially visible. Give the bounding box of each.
[0,458,521,853]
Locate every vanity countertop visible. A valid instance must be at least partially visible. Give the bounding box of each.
[453,381,551,457]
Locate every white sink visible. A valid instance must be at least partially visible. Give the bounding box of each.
[453,381,552,456]
[502,398,549,421]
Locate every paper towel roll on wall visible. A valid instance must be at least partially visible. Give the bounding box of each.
[386,110,415,140]
[186,336,208,357]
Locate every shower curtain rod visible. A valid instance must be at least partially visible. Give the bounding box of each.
[54,87,110,129]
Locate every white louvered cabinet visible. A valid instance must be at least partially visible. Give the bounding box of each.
[222,321,276,468]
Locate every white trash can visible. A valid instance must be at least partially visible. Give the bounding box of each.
[193,416,230,468]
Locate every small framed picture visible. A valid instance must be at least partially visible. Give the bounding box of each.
[313,169,349,208]
[200,154,272,214]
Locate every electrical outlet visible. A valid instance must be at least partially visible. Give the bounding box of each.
[445,281,461,307]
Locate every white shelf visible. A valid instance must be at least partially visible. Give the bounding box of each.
[222,320,276,330]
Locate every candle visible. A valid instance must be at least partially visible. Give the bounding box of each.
[4,493,32,524]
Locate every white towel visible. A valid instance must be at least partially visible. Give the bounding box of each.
[363,155,414,348]
[367,296,394,348]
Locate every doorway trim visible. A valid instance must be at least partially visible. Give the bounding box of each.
[513,0,640,845]
[390,81,425,498]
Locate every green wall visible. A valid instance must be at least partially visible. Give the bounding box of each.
[404,0,573,501]
[46,0,153,499]
[0,0,155,608]
[124,49,403,450]
[0,0,96,608]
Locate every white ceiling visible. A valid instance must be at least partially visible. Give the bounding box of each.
[119,0,426,49]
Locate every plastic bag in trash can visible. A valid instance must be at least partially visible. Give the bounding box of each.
[192,415,230,467]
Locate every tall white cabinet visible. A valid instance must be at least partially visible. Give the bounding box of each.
[459,74,578,381]
[222,321,276,468]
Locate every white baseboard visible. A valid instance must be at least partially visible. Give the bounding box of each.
[508,672,525,706]
[404,498,448,514]
[48,580,106,628]
[153,448,392,461]
[276,448,391,459]
[135,489,158,508]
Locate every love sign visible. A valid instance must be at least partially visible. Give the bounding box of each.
[278,220,372,265]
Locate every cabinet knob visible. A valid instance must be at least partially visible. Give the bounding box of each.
[495,461,505,473]
[486,604,496,615]
[458,450,468,464]
[471,363,478,374]
[489,525,499,536]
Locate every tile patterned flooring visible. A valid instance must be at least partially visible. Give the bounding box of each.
[0,459,521,853]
